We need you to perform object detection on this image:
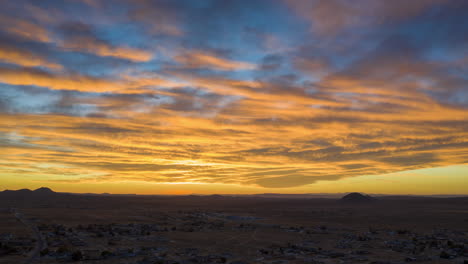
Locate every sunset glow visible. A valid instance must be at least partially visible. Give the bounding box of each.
[1,0,467,194]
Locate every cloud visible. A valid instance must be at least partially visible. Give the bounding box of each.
[0,67,122,92]
[0,15,52,43]
[0,43,62,70]
[0,67,186,94]
[57,22,153,62]
[0,0,467,192]
[294,56,330,76]
[126,0,184,36]
[283,0,454,36]
[174,50,257,71]
[60,36,153,62]
[254,174,341,188]
[380,153,440,167]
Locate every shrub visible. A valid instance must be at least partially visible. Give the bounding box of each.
[71,250,83,261]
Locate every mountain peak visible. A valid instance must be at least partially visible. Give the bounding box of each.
[340,192,375,203]
[33,187,55,194]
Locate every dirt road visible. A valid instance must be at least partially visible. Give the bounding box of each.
[11,209,47,264]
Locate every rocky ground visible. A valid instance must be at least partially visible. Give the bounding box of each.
[0,192,467,263]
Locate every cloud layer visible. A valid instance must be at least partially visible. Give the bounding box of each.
[0,0,467,191]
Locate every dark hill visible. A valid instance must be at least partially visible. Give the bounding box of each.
[340,192,375,203]
[3,188,32,194]
[33,187,55,194]
[0,187,57,198]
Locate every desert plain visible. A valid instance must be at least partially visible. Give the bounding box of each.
[0,188,467,264]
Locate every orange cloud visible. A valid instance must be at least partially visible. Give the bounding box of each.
[0,67,123,92]
[0,44,62,70]
[174,51,257,71]
[60,36,153,62]
[0,15,52,43]
[0,68,188,93]
[1,82,467,190]
[0,15,152,62]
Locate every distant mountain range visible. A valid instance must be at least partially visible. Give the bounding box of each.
[0,187,57,197]
[1,188,467,199]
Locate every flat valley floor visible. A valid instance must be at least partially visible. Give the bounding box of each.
[0,194,467,264]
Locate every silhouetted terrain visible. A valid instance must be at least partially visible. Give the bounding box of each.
[340,192,376,203]
[0,189,467,263]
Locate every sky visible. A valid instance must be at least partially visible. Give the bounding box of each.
[0,0,468,195]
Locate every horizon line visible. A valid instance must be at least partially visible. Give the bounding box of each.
[2,187,468,198]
